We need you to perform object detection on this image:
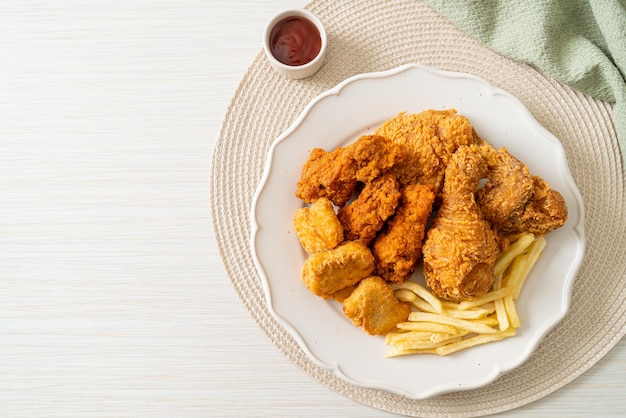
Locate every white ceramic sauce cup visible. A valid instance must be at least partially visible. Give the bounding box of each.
[263,9,328,79]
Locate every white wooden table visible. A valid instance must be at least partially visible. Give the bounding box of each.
[1,1,624,416]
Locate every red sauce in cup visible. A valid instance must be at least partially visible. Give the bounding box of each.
[269,16,322,66]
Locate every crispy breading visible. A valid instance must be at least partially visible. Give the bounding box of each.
[295,146,357,207]
[337,172,401,244]
[302,240,375,299]
[342,276,411,335]
[372,184,436,283]
[497,176,568,235]
[347,134,404,183]
[422,145,508,302]
[476,146,535,225]
[328,284,357,303]
[294,197,344,253]
[295,135,403,207]
[374,109,477,191]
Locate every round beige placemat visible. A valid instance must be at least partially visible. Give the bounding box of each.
[210,1,626,416]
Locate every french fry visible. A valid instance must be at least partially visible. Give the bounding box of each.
[504,237,546,299]
[385,236,546,357]
[391,335,463,351]
[492,272,510,330]
[393,281,443,313]
[504,295,521,328]
[435,328,517,356]
[385,346,438,358]
[494,233,535,278]
[409,312,497,334]
[443,305,495,320]
[386,330,461,346]
[386,331,434,345]
[408,297,441,313]
[393,288,417,303]
[455,287,514,310]
[395,288,442,314]
[395,321,458,334]
[494,298,510,331]
[474,316,500,327]
[430,332,461,343]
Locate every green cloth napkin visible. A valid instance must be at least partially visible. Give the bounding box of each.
[424,0,626,164]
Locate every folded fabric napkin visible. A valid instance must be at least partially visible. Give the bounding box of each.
[424,0,626,165]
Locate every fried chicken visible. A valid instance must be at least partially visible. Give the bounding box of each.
[422,145,508,302]
[347,134,404,183]
[295,135,403,207]
[294,197,344,253]
[337,172,401,244]
[374,109,477,191]
[302,240,375,299]
[476,146,535,225]
[295,146,357,207]
[342,276,411,335]
[475,146,568,235]
[497,175,568,235]
[372,184,436,283]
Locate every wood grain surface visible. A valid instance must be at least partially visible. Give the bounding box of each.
[0,1,624,416]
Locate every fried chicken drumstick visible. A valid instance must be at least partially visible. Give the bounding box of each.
[422,145,508,302]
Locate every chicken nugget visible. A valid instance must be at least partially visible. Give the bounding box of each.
[337,172,401,244]
[342,276,411,335]
[372,184,436,283]
[302,240,375,299]
[294,198,344,253]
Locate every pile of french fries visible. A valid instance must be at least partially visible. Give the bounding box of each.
[386,233,546,357]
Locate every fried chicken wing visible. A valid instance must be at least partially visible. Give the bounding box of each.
[295,146,357,207]
[372,184,436,283]
[295,135,403,207]
[302,240,375,299]
[294,197,344,253]
[474,145,568,235]
[422,145,507,302]
[476,146,535,225]
[374,109,477,191]
[337,173,401,244]
[497,175,568,235]
[342,276,411,335]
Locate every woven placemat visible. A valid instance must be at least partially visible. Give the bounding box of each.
[210,1,626,416]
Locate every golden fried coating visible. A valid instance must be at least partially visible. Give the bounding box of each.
[497,176,568,235]
[337,173,401,244]
[302,240,375,299]
[422,145,508,302]
[294,198,344,253]
[476,146,535,226]
[295,146,357,207]
[372,184,436,283]
[342,276,411,335]
[374,109,477,191]
[347,134,404,183]
[328,284,357,303]
[295,135,403,207]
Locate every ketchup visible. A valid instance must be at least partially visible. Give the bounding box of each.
[269,16,322,66]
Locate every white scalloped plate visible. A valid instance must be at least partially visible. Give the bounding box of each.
[249,64,585,399]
